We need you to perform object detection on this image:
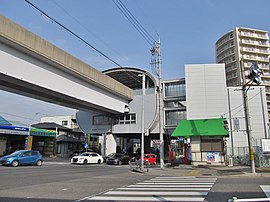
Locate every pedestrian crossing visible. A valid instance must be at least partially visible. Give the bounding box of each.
[84,176,217,201]
[260,185,270,198]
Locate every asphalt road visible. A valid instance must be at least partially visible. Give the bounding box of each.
[0,162,153,202]
[0,161,269,202]
[206,177,270,202]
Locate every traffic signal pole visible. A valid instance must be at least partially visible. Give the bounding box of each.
[242,84,256,174]
[241,60,258,174]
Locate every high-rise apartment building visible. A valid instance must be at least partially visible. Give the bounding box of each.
[216,27,270,118]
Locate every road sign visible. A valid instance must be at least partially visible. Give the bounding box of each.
[84,143,88,149]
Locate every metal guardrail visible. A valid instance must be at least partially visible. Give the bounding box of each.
[228,197,270,202]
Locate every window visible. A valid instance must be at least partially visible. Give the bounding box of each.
[68,143,73,150]
[201,137,223,152]
[23,151,32,156]
[93,115,112,125]
[165,111,186,126]
[115,114,136,125]
[164,82,186,97]
[62,121,68,126]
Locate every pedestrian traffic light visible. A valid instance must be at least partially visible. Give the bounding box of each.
[248,63,263,85]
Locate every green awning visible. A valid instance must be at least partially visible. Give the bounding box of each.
[171,118,229,138]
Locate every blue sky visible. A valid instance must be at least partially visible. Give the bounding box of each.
[0,0,270,123]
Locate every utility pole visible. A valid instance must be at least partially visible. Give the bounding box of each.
[242,84,256,174]
[150,37,164,169]
[157,38,164,169]
[240,61,262,174]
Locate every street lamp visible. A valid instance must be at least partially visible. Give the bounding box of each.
[138,73,145,171]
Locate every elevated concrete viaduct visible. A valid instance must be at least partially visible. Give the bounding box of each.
[0,15,133,114]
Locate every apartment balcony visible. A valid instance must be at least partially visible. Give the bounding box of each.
[217,51,235,62]
[225,66,237,74]
[240,31,268,39]
[239,29,269,39]
[261,80,270,86]
[265,86,270,93]
[241,47,270,55]
[242,55,269,62]
[216,43,235,56]
[226,73,239,80]
[216,36,234,49]
[240,39,269,47]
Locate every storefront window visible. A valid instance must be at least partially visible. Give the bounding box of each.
[201,136,223,152]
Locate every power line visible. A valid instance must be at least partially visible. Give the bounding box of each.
[0,111,43,123]
[25,0,121,67]
[112,0,156,47]
[25,0,145,84]
[221,90,261,118]
[50,0,124,60]
[25,0,148,86]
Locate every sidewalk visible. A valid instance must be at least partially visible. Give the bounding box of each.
[43,156,270,177]
[146,164,270,177]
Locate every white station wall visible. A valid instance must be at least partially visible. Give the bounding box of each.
[185,64,228,120]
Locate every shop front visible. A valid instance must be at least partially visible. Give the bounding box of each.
[0,125,56,157]
[0,125,28,156]
[171,118,229,166]
[27,127,56,156]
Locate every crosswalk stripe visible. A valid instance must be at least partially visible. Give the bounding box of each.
[150,178,217,182]
[104,191,208,196]
[85,176,216,201]
[88,196,205,201]
[154,176,217,180]
[128,184,213,188]
[137,182,215,185]
[117,187,211,191]
[260,185,270,198]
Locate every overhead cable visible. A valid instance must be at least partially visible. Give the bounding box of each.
[25,0,121,67]
[51,0,124,59]
[112,0,156,47]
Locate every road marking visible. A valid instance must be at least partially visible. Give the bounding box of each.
[117,187,211,191]
[88,196,205,201]
[137,182,215,185]
[104,190,208,196]
[261,185,270,198]
[128,184,213,188]
[82,176,217,201]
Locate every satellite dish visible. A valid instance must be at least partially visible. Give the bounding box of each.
[76,111,92,134]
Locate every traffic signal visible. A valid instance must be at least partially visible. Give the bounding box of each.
[248,63,263,85]
[223,119,229,131]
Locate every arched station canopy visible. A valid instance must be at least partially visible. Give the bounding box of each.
[103,67,156,90]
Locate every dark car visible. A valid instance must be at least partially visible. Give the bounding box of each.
[106,153,131,165]
[0,150,43,167]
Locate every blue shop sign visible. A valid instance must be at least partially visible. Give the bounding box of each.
[0,125,29,135]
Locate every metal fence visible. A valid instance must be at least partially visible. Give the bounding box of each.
[227,146,270,168]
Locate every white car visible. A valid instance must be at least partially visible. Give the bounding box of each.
[71,152,103,164]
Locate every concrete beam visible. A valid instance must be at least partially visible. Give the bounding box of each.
[0,15,133,101]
